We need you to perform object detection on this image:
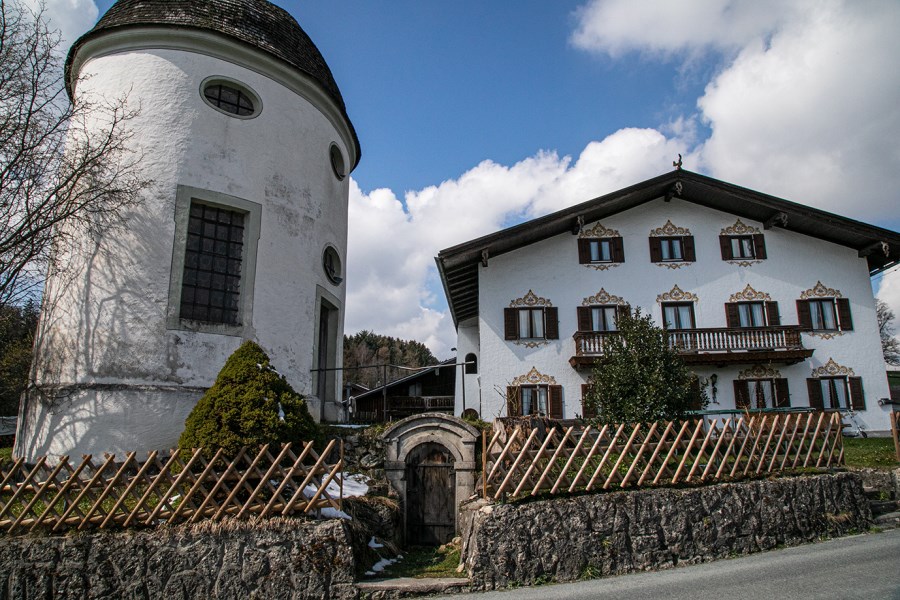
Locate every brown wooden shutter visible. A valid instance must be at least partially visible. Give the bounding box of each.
[807,378,824,409]
[544,307,559,339]
[836,298,853,331]
[504,308,519,340]
[577,239,591,264]
[725,303,741,328]
[796,300,812,330]
[548,385,563,419]
[506,386,521,416]
[774,378,790,408]
[688,377,702,410]
[577,306,592,332]
[734,380,750,409]
[649,237,662,262]
[617,304,632,320]
[752,234,767,259]
[719,235,733,260]
[581,383,596,419]
[611,237,625,263]
[848,377,866,410]
[765,301,780,326]
[682,236,696,261]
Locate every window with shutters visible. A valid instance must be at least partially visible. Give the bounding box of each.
[734,378,790,409]
[167,186,261,335]
[796,282,853,334]
[578,223,624,268]
[649,220,695,266]
[577,305,619,332]
[662,302,695,329]
[807,359,865,410]
[719,220,766,263]
[504,291,558,345]
[725,301,781,328]
[507,381,563,418]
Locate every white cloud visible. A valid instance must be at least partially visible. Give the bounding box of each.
[24,0,98,48]
[345,129,690,358]
[694,1,900,222]
[570,0,799,58]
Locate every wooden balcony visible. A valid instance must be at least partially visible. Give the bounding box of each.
[570,326,813,369]
[352,395,455,424]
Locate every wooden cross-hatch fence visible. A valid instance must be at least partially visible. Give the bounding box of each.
[0,440,343,534]
[482,411,844,501]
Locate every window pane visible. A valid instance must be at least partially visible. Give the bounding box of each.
[522,387,533,415]
[731,238,741,257]
[590,241,600,262]
[664,305,677,329]
[677,305,693,328]
[821,378,847,409]
[537,387,548,415]
[750,380,774,409]
[670,239,683,260]
[518,310,530,337]
[740,303,765,327]
[821,301,836,330]
[741,237,754,257]
[591,307,602,331]
[180,202,245,325]
[604,307,618,331]
[599,240,611,261]
[751,303,765,326]
[531,309,544,338]
[738,304,752,327]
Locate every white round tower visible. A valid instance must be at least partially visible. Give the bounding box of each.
[16,0,359,460]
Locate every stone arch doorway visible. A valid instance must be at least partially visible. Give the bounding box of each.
[382,414,479,546]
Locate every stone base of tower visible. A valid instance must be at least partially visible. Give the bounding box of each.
[14,384,206,462]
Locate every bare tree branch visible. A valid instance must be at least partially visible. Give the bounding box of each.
[877,299,900,366]
[0,0,149,307]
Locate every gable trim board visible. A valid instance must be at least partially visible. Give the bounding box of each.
[436,170,900,327]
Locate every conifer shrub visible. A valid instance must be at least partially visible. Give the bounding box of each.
[584,307,706,425]
[179,341,322,455]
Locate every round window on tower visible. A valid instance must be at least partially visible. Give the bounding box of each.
[200,77,261,119]
[330,143,346,180]
[323,246,343,285]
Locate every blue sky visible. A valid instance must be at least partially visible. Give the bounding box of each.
[53,1,900,357]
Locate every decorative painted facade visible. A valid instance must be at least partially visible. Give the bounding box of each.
[438,171,900,434]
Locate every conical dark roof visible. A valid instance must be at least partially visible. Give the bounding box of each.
[67,0,359,166]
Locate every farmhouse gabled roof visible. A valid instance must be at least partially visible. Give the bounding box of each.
[66,0,360,167]
[436,169,900,326]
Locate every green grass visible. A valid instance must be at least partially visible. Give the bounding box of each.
[379,545,462,579]
[0,447,11,464]
[843,437,899,469]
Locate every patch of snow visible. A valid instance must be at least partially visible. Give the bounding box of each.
[320,507,352,520]
[277,402,285,421]
[369,557,399,573]
[368,536,384,549]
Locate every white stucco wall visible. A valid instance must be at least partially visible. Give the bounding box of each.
[462,198,892,432]
[17,34,353,460]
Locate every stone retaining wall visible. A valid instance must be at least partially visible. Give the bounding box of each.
[461,472,871,590]
[0,517,357,600]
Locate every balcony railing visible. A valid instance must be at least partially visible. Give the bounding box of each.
[572,326,812,367]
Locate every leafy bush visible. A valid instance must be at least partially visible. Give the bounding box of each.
[179,341,321,454]
[584,307,706,425]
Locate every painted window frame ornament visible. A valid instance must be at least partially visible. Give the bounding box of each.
[511,366,558,386]
[728,284,771,303]
[810,358,855,378]
[581,287,627,307]
[720,219,763,267]
[800,281,845,339]
[509,290,553,348]
[656,284,698,304]
[579,222,622,271]
[738,364,782,380]
[650,219,692,269]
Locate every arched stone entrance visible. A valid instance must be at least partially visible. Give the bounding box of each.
[382,414,479,545]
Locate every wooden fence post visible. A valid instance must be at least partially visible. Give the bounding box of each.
[892,411,900,463]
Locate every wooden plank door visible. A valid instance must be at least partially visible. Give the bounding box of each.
[405,443,456,546]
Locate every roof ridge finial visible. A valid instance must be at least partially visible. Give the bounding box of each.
[673,154,683,170]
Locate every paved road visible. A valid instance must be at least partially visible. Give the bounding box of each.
[436,529,900,600]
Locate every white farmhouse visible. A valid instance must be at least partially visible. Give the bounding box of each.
[437,170,900,434]
[16,0,359,461]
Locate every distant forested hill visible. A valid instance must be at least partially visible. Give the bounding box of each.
[342,331,439,389]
